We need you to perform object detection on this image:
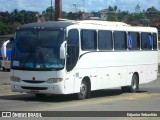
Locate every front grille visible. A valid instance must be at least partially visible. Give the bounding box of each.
[23,80,45,84]
[21,86,47,90]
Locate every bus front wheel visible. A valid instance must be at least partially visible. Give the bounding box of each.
[77,80,89,100]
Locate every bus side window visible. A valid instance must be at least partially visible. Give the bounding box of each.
[114,31,127,50]
[67,29,79,72]
[98,30,113,50]
[81,29,97,50]
[128,32,140,50]
[141,32,152,50]
[153,33,158,50]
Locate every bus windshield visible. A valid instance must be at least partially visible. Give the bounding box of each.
[12,30,65,70]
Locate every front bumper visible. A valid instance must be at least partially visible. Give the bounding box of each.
[11,81,65,94]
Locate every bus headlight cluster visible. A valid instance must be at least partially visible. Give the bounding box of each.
[10,76,21,82]
[47,78,63,83]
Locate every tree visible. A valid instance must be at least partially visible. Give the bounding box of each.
[24,11,37,23]
[42,6,55,21]
[108,6,114,11]
[147,6,158,12]
[67,12,76,20]
[62,11,67,18]
[135,4,141,13]
[107,15,118,21]
[0,11,11,23]
[114,6,118,11]
[146,6,160,23]
[91,11,100,17]
[0,23,9,35]
[117,11,129,22]
[10,22,22,34]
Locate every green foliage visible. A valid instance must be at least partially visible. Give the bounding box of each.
[107,15,118,21]
[0,9,37,35]
[0,23,9,35]
[10,22,22,34]
[135,4,141,13]
[147,6,158,12]
[108,6,114,11]
[67,12,76,20]
[42,6,55,21]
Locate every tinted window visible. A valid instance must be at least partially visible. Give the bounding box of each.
[67,29,79,71]
[114,31,127,50]
[81,30,97,50]
[153,33,157,50]
[12,30,65,70]
[141,32,152,50]
[68,29,79,46]
[98,30,113,50]
[128,32,140,50]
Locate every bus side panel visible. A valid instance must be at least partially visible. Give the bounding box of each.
[107,66,127,88]
[139,64,158,84]
[98,67,127,89]
[75,50,158,92]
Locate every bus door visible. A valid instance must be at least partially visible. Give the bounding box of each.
[65,29,79,93]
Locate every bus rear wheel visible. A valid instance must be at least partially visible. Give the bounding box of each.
[121,73,139,93]
[77,80,89,100]
[130,73,139,92]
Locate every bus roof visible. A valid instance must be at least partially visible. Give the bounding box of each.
[77,20,130,27]
[17,20,130,31]
[16,20,157,33]
[17,21,75,30]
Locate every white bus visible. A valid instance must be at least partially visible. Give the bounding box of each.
[9,20,158,99]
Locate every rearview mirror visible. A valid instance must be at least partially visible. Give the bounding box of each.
[1,40,10,58]
[60,41,66,59]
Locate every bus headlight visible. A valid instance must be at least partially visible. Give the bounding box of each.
[47,78,63,83]
[10,76,21,82]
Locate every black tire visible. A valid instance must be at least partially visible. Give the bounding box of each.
[35,94,46,98]
[130,73,139,92]
[77,80,88,100]
[121,73,139,93]
[2,67,5,71]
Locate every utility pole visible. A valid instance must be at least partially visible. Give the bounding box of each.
[82,0,85,12]
[51,0,53,21]
[73,3,77,20]
[55,0,62,21]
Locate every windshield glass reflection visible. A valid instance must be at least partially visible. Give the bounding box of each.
[12,30,65,70]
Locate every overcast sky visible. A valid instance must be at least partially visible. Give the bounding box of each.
[0,0,160,13]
